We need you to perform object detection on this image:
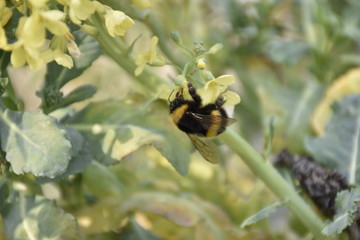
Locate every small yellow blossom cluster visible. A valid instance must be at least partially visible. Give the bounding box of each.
[134,36,166,76]
[0,0,141,70]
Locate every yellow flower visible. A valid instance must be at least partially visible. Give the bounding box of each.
[40,10,69,36]
[134,36,166,76]
[104,10,134,37]
[21,13,46,48]
[68,0,96,25]
[0,27,6,48]
[2,9,72,69]
[48,34,76,68]
[132,0,151,9]
[11,44,44,70]
[197,75,241,109]
[0,2,12,27]
[2,17,42,69]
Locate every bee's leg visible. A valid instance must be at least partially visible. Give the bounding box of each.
[187,83,202,104]
[215,94,225,108]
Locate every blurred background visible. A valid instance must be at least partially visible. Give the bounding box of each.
[5,0,360,239]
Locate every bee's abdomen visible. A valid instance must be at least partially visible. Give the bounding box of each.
[171,104,189,125]
[177,114,207,136]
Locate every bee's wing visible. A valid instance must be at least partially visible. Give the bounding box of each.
[187,134,220,164]
[187,112,237,132]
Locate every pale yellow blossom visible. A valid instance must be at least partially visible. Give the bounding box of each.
[0,2,12,27]
[68,0,96,24]
[40,10,69,36]
[134,36,165,76]
[104,10,134,37]
[197,75,240,108]
[0,27,6,48]
[48,35,77,68]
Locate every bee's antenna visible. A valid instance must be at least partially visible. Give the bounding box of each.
[168,89,175,102]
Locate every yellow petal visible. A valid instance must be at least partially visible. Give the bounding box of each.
[214,75,235,85]
[41,10,69,35]
[3,40,22,51]
[70,0,96,20]
[50,35,67,52]
[93,1,109,14]
[135,64,145,76]
[24,46,42,69]
[0,27,6,47]
[207,43,223,54]
[104,10,134,37]
[0,7,12,27]
[223,90,241,106]
[148,36,158,62]
[15,17,27,39]
[21,13,45,48]
[11,47,26,68]
[67,39,82,58]
[54,53,73,68]
[41,49,55,63]
[29,0,48,8]
[197,84,221,106]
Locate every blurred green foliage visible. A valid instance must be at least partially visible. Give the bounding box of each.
[1,0,360,239]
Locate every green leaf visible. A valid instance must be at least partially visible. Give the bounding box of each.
[0,51,10,78]
[0,179,9,212]
[258,78,322,152]
[42,85,97,114]
[119,218,163,240]
[2,195,81,240]
[0,108,72,178]
[67,97,191,175]
[264,116,275,161]
[44,31,102,89]
[36,137,93,184]
[266,39,309,65]
[240,201,287,228]
[0,77,8,96]
[306,94,360,185]
[322,189,360,235]
[121,192,201,227]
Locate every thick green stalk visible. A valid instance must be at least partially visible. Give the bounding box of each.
[90,14,170,94]
[219,129,326,239]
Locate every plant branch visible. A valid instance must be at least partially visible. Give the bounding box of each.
[219,129,327,239]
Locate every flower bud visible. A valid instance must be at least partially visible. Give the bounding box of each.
[207,43,223,54]
[201,70,214,81]
[196,58,207,69]
[175,75,186,86]
[170,31,183,46]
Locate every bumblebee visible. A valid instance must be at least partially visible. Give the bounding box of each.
[169,82,236,163]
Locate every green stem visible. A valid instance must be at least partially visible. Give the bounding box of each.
[97,0,186,68]
[145,12,186,67]
[90,14,170,93]
[219,129,327,239]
